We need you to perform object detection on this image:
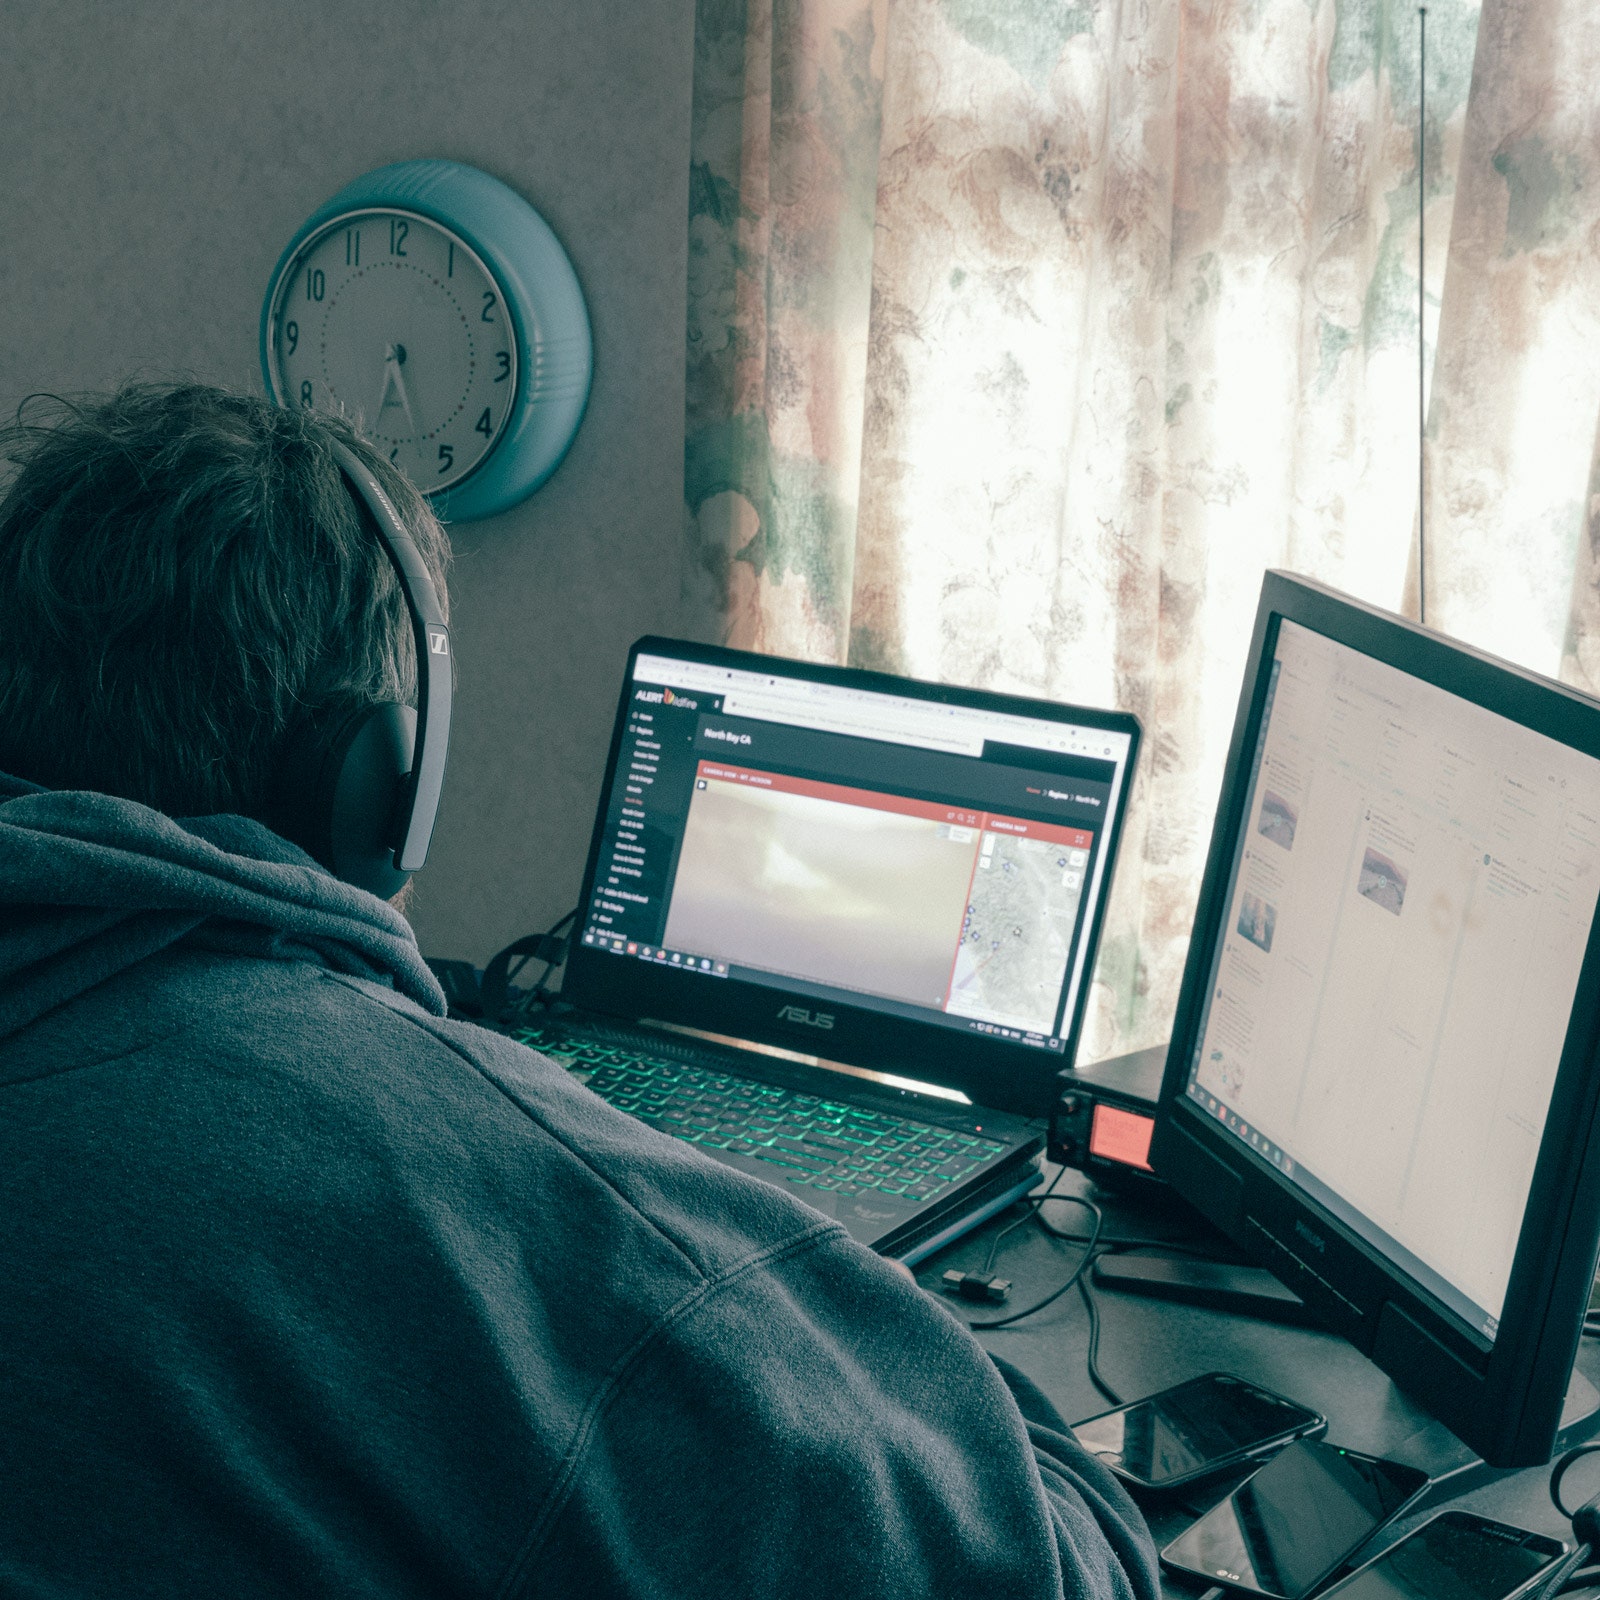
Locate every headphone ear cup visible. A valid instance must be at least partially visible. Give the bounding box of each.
[327,702,416,898]
[271,702,416,898]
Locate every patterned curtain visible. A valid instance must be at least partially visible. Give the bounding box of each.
[684,0,888,660]
[682,0,1600,1062]
[1423,0,1600,686]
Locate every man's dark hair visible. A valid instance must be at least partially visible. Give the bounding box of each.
[0,383,450,820]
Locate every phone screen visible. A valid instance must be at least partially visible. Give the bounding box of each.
[1071,1373,1322,1489]
[1161,1439,1431,1597]
[1324,1513,1566,1600]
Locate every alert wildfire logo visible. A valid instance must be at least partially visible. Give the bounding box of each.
[634,685,700,710]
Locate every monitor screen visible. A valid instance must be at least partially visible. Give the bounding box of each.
[1183,619,1600,1346]
[1153,573,1600,1467]
[576,645,1135,1059]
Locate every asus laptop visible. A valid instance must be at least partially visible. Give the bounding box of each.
[511,637,1140,1263]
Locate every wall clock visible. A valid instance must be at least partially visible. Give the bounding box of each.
[260,160,591,521]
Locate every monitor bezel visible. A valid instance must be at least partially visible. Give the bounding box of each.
[1150,572,1600,1469]
[561,634,1142,1119]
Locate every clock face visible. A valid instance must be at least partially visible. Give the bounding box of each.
[265,208,517,492]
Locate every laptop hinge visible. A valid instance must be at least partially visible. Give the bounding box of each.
[640,1017,973,1105]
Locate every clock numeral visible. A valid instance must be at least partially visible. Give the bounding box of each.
[481,291,496,323]
[300,380,314,408]
[438,444,455,474]
[390,447,400,464]
[475,407,493,439]
[306,268,325,302]
[345,229,360,266]
[284,320,299,355]
[494,351,511,383]
[390,218,408,256]
[447,242,454,278]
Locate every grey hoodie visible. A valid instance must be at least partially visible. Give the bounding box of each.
[0,773,1158,1599]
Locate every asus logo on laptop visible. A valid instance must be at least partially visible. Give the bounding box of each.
[777,1005,834,1030]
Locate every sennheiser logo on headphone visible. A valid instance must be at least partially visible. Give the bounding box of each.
[428,630,450,656]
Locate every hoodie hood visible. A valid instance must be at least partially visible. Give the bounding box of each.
[0,772,445,1041]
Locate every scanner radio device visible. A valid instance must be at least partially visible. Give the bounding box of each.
[1049,1043,1167,1190]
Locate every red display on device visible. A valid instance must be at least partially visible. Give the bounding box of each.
[1089,1103,1155,1171]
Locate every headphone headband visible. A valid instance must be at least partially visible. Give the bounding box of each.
[330,444,452,875]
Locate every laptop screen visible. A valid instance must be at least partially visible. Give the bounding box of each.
[572,642,1137,1065]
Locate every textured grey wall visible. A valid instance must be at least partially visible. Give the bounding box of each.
[0,0,696,963]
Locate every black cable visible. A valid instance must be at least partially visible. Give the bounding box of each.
[965,1200,1246,1402]
[967,1196,1103,1332]
[1530,1545,1593,1599]
[960,1175,1230,1371]
[477,909,580,1024]
[1079,1273,1121,1405]
[508,907,578,1018]
[1035,1218,1233,1261]
[1540,1443,1600,1598]
[955,1177,1230,1387]
[1551,1444,1600,1522]
[982,1167,1067,1273]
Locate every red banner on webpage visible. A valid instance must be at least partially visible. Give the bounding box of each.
[695,760,1094,850]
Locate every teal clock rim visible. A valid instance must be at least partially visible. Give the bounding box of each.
[259,160,593,521]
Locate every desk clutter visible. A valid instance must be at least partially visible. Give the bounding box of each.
[439,568,1600,1596]
[913,1171,1600,1600]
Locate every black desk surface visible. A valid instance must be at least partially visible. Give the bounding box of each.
[914,1163,1600,1597]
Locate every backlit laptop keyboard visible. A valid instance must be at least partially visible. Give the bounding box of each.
[513,1023,1007,1203]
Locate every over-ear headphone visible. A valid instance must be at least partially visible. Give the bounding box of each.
[269,444,452,898]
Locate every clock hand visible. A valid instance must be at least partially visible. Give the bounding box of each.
[376,343,421,440]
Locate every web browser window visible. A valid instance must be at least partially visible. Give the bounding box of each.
[1187,620,1600,1341]
[580,651,1134,1056]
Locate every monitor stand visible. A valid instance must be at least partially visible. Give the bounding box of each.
[1091,1251,1600,1498]
[1090,1250,1323,1327]
[1393,1367,1600,1510]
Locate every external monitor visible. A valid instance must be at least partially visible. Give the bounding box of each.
[1151,572,1600,1468]
[561,637,1140,1116]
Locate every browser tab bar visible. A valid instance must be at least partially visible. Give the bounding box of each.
[634,652,1131,764]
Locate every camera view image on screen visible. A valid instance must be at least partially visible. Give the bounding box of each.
[1184,619,1600,1345]
[579,650,1134,1055]
[1160,1438,1430,1598]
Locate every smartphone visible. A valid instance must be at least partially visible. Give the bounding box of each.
[1070,1372,1325,1492]
[1160,1438,1432,1596]
[1314,1511,1567,1600]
